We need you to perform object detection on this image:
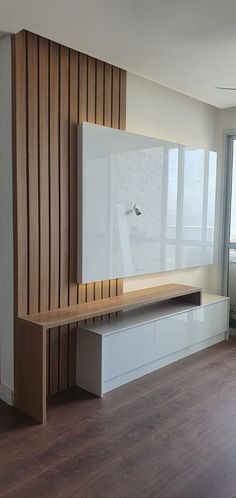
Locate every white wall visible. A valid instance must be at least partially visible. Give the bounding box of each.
[124,72,221,293]
[0,35,14,395]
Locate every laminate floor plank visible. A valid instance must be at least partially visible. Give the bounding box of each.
[1,339,236,498]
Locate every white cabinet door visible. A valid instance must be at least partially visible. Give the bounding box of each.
[195,301,227,342]
[103,322,156,381]
[156,311,195,359]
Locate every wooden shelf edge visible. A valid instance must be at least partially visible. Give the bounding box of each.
[18,284,202,329]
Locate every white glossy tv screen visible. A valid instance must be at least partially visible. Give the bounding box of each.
[78,123,217,284]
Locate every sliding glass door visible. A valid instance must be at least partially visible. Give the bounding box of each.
[224,136,236,328]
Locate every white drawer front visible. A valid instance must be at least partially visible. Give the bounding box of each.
[156,311,195,359]
[103,322,156,381]
[195,301,228,342]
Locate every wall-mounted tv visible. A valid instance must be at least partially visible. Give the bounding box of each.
[77,123,217,284]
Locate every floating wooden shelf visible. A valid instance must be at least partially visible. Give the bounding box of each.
[20,283,202,329]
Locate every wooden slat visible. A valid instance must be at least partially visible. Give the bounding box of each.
[27,32,39,314]
[49,41,60,311]
[94,59,104,310]
[13,31,28,316]
[102,281,110,299]
[22,284,202,328]
[59,325,68,392]
[119,70,126,130]
[104,63,112,126]
[78,284,86,305]
[87,56,96,124]
[116,279,123,296]
[96,60,104,124]
[78,53,88,308]
[68,49,79,387]
[112,66,120,129]
[109,279,117,319]
[59,45,70,392]
[78,53,87,123]
[39,36,49,312]
[46,332,50,397]
[49,41,60,395]
[59,45,69,308]
[68,326,76,388]
[86,55,97,320]
[49,328,59,395]
[69,49,78,306]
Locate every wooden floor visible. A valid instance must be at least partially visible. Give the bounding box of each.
[1,339,236,498]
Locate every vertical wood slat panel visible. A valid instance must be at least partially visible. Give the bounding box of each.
[49,41,60,396]
[13,30,126,397]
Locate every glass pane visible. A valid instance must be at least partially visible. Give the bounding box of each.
[228,248,236,327]
[230,140,236,243]
[207,151,217,242]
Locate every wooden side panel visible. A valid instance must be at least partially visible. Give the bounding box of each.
[13,30,127,399]
[14,319,47,423]
[13,31,28,316]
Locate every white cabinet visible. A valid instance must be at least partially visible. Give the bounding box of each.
[196,301,228,343]
[76,294,229,397]
[103,322,155,381]
[157,311,195,359]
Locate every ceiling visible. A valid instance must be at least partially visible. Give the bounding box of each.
[1,0,236,108]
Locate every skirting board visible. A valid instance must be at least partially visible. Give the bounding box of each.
[0,383,14,406]
[103,332,227,395]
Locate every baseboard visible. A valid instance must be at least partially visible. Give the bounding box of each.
[0,383,14,406]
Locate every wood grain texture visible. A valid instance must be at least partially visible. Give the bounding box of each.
[12,30,28,316]
[12,30,127,398]
[38,36,49,313]
[3,339,236,497]
[49,40,60,395]
[21,284,202,329]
